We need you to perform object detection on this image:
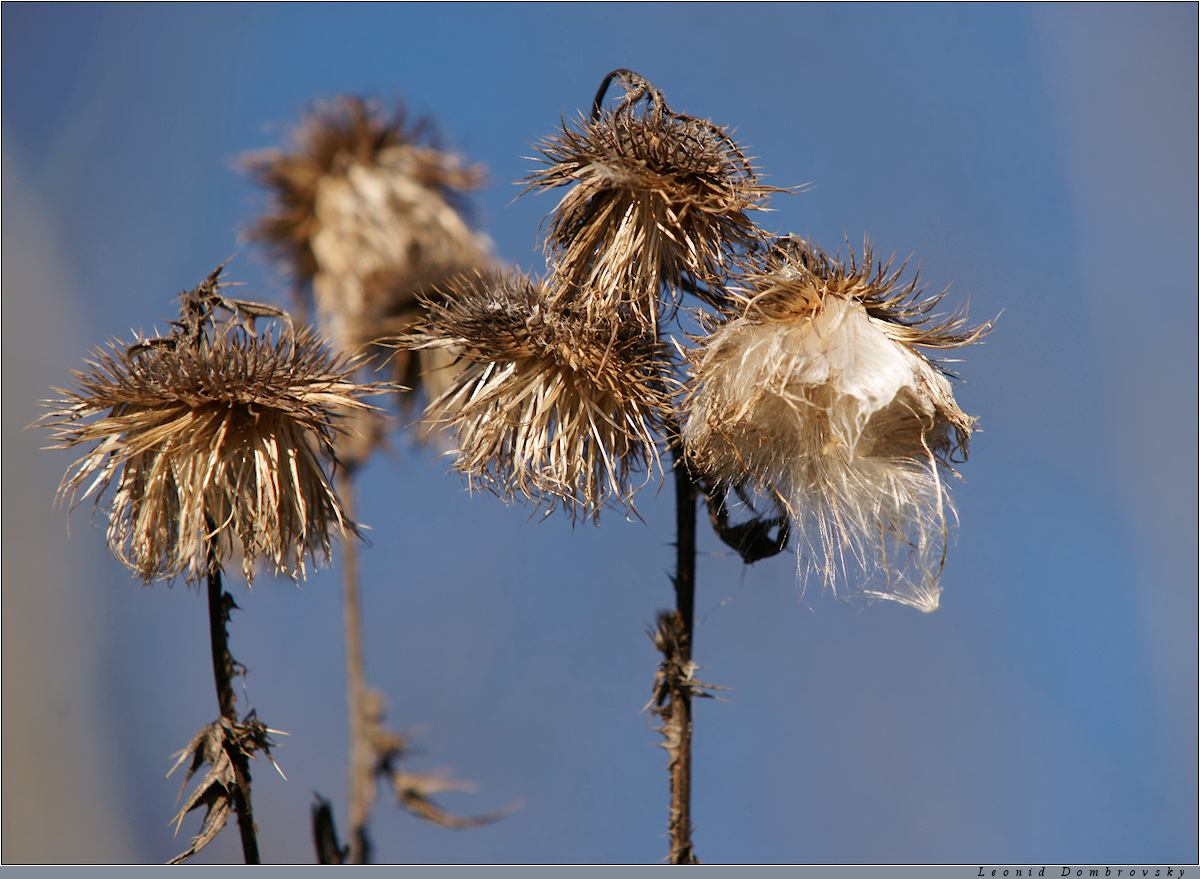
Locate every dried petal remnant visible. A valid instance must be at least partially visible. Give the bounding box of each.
[526,70,777,329]
[44,268,380,584]
[409,270,670,520]
[685,239,990,611]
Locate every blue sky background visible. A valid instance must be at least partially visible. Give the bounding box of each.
[3,2,1196,866]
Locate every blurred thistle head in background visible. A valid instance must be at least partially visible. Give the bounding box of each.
[684,237,991,611]
[525,68,778,332]
[242,95,493,456]
[41,265,382,586]
[408,270,671,522]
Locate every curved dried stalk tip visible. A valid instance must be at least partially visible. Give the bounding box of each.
[685,238,991,611]
[524,70,782,331]
[406,270,673,522]
[40,265,387,586]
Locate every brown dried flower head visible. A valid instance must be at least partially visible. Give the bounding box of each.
[408,270,671,521]
[684,238,991,611]
[43,267,381,585]
[243,96,491,421]
[525,69,778,331]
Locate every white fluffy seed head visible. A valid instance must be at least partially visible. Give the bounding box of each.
[685,241,984,611]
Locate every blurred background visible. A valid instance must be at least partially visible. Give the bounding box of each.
[3,3,1196,865]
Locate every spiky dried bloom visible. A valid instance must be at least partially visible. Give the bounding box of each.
[243,96,491,416]
[524,70,778,331]
[43,268,382,585]
[684,238,991,611]
[408,270,671,521]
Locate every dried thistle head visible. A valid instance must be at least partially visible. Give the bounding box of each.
[524,69,778,330]
[407,270,672,521]
[242,95,491,424]
[684,238,991,611]
[42,266,382,585]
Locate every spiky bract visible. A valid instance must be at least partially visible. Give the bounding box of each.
[45,278,379,585]
[525,73,775,330]
[684,239,989,611]
[410,271,670,521]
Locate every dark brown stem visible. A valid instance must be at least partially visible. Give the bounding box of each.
[312,794,348,864]
[204,558,261,864]
[206,565,237,720]
[666,438,700,865]
[339,470,374,865]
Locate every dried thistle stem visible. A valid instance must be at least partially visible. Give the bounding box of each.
[649,427,701,865]
[203,532,260,864]
[338,470,374,864]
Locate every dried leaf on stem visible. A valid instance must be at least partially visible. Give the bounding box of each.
[166,712,284,864]
[357,689,521,831]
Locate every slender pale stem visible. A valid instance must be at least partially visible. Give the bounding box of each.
[204,556,261,864]
[339,470,373,864]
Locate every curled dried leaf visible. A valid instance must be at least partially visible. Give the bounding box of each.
[166,713,284,864]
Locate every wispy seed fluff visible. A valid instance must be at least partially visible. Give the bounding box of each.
[684,239,990,611]
[525,69,776,331]
[43,270,380,585]
[409,270,670,521]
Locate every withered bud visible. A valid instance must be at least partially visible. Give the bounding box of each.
[243,95,486,295]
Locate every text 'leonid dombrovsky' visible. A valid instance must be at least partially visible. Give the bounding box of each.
[979,869,1186,878]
